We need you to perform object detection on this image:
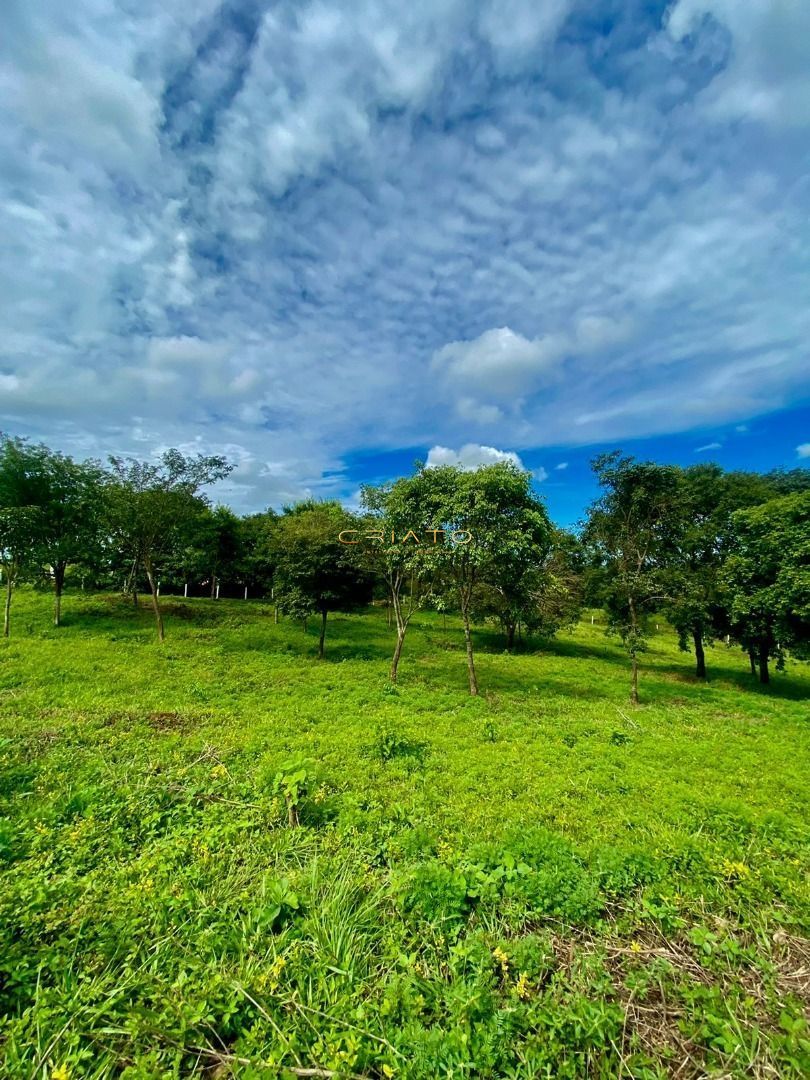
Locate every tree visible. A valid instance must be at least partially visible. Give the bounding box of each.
[360,474,432,683]
[32,452,106,626]
[106,450,233,641]
[583,453,680,704]
[181,504,243,598]
[663,465,773,678]
[0,436,49,637]
[721,491,810,684]
[271,502,374,659]
[415,462,552,695]
[238,510,278,598]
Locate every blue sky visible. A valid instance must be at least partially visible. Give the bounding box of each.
[1,0,809,523]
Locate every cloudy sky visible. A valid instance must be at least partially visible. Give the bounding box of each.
[2,0,809,521]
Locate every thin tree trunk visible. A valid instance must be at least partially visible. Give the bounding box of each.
[628,595,640,704]
[748,648,757,677]
[144,562,165,642]
[318,609,327,659]
[389,579,411,683]
[125,555,139,607]
[390,631,405,683]
[506,622,515,651]
[758,639,770,684]
[630,653,639,705]
[693,626,706,679]
[3,572,12,638]
[210,575,217,600]
[460,589,478,696]
[53,563,66,627]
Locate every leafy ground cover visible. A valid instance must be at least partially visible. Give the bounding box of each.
[1,590,808,1078]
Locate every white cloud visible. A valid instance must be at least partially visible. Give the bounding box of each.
[555,462,569,470]
[533,466,549,482]
[695,441,722,452]
[432,327,566,399]
[425,444,525,471]
[432,316,636,406]
[797,443,810,459]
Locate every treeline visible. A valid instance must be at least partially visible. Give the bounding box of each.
[1,433,808,702]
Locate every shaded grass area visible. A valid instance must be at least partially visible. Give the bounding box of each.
[0,589,808,1078]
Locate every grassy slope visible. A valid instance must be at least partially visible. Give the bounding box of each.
[0,589,808,1078]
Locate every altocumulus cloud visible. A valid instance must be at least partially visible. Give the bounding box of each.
[1,0,809,509]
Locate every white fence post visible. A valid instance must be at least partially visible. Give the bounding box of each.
[216,583,220,600]
[244,586,248,600]
[184,583,188,598]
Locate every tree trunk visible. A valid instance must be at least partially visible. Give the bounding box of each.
[389,583,408,683]
[630,653,639,705]
[3,573,12,638]
[748,648,757,677]
[758,639,770,685]
[460,591,478,696]
[125,555,139,607]
[390,631,405,683]
[144,562,165,642]
[505,622,515,651]
[210,575,217,600]
[628,595,640,704]
[53,563,66,627]
[386,603,392,629]
[318,609,327,659]
[693,626,706,679]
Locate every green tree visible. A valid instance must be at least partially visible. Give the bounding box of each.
[106,450,233,641]
[360,474,433,683]
[238,510,278,598]
[181,504,243,598]
[663,465,773,678]
[415,462,552,695]
[584,452,680,704]
[33,452,107,626]
[271,501,374,659]
[0,436,49,637]
[721,491,810,684]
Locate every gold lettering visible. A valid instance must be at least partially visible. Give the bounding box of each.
[338,529,359,544]
[426,528,445,543]
[452,530,472,545]
[400,529,421,544]
[364,530,385,545]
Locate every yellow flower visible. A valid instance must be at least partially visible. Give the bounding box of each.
[51,1066,70,1080]
[515,972,531,1000]
[382,1065,395,1078]
[629,941,643,954]
[721,859,751,879]
[492,946,510,975]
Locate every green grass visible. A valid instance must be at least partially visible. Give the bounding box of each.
[1,589,808,1078]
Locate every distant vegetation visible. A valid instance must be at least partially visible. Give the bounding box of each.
[2,432,809,701]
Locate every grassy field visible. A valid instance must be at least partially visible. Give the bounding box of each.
[1,589,808,1078]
